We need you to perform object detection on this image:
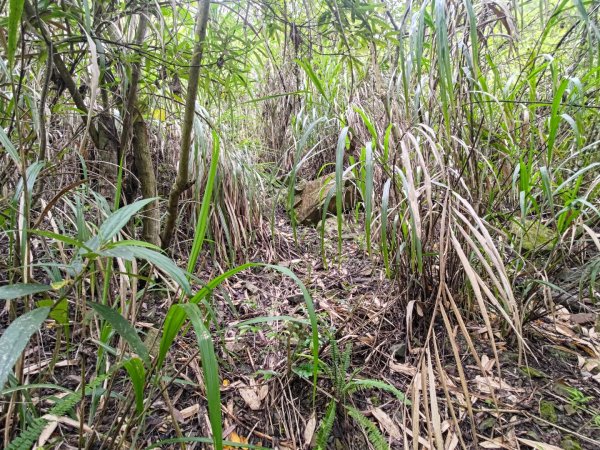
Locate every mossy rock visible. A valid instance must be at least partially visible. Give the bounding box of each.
[561,436,582,450]
[539,400,558,423]
[520,366,547,379]
[292,173,356,225]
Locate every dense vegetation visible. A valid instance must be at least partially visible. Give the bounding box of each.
[0,0,599,448]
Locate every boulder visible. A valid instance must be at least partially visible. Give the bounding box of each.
[292,173,356,225]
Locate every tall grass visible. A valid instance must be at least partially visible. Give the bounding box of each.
[1,0,599,448]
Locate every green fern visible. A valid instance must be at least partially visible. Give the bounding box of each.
[315,400,337,450]
[341,342,352,377]
[7,365,120,450]
[345,378,410,405]
[346,405,389,450]
[314,335,407,450]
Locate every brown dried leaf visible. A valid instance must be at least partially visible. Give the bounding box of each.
[34,416,58,449]
[389,361,418,376]
[517,437,564,450]
[238,379,267,411]
[371,407,400,440]
[178,404,200,421]
[473,375,524,394]
[303,412,317,448]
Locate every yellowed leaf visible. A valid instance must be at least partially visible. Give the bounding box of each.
[51,279,70,290]
[152,108,167,121]
[224,431,249,450]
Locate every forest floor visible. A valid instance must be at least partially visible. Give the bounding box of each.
[8,211,599,449]
[134,211,600,450]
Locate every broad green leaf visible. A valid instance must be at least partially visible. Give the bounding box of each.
[87,197,157,250]
[110,239,162,250]
[0,283,52,300]
[8,0,25,69]
[89,302,150,365]
[13,161,45,203]
[128,246,192,296]
[123,357,146,415]
[0,126,19,165]
[37,298,68,327]
[0,307,50,389]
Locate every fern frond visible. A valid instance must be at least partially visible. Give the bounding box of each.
[341,342,352,374]
[344,378,410,405]
[346,406,389,450]
[315,400,337,450]
[7,365,120,450]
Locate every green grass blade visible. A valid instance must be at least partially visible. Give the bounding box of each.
[320,185,336,268]
[188,130,220,274]
[353,106,378,141]
[364,142,374,255]
[0,126,19,164]
[381,178,392,277]
[123,357,146,415]
[158,263,320,403]
[177,303,222,450]
[296,59,330,105]
[335,127,349,260]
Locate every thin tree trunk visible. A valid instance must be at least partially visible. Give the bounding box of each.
[161,0,211,249]
[132,117,160,246]
[119,10,159,246]
[120,11,149,207]
[120,12,148,163]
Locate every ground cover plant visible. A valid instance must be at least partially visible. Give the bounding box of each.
[0,0,599,448]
